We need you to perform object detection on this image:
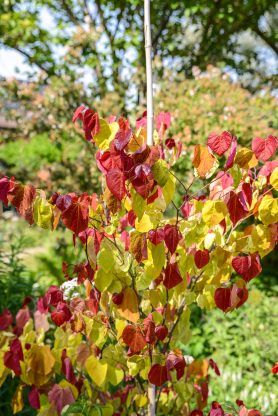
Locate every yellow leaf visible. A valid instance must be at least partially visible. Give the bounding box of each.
[135,213,154,232]
[87,236,97,269]
[270,167,278,190]
[33,195,53,229]
[12,384,24,414]
[235,148,258,169]
[117,287,139,323]
[258,195,278,225]
[202,200,228,226]
[135,394,148,407]
[22,344,55,387]
[250,224,276,257]
[94,118,119,150]
[162,174,176,205]
[128,127,147,152]
[197,285,216,310]
[115,319,126,339]
[85,355,108,386]
[94,268,113,292]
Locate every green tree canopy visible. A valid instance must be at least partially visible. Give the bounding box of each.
[0,0,277,111]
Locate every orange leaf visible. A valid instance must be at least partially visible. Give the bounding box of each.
[8,183,36,224]
[192,145,217,178]
[122,324,146,353]
[117,287,139,323]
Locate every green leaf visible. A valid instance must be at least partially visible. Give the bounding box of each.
[151,160,169,187]
[132,191,147,220]
[94,268,113,293]
[150,242,165,274]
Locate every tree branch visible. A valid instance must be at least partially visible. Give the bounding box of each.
[6,45,54,76]
[252,26,278,56]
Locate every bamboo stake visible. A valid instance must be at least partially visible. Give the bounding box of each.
[144,0,154,147]
[144,1,156,414]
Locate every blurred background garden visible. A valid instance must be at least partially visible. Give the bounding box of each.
[0,1,277,414]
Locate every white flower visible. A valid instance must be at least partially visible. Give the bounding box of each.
[60,278,79,301]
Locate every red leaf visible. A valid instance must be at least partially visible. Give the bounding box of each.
[86,287,100,315]
[143,315,156,344]
[83,108,100,141]
[155,325,168,341]
[272,363,278,374]
[4,339,23,376]
[156,112,171,131]
[28,386,40,409]
[226,191,248,226]
[148,364,168,386]
[163,262,183,289]
[48,384,75,416]
[247,411,263,416]
[181,200,193,219]
[208,131,233,155]
[122,325,146,353]
[132,176,154,199]
[156,112,171,137]
[258,160,278,178]
[61,349,77,385]
[166,352,186,380]
[8,183,36,224]
[0,176,11,205]
[224,136,237,170]
[165,138,176,149]
[208,401,224,416]
[51,302,72,326]
[252,135,278,161]
[164,224,181,254]
[16,307,30,331]
[241,183,252,207]
[0,309,13,330]
[61,196,89,234]
[194,249,210,269]
[114,128,132,151]
[209,358,221,376]
[106,168,126,201]
[46,285,64,306]
[231,285,248,309]
[190,411,204,416]
[214,287,231,312]
[112,292,124,306]
[232,253,262,282]
[148,229,165,245]
[136,110,147,129]
[72,105,85,123]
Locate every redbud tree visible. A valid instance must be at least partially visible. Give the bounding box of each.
[0,0,277,414]
[0,105,277,415]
